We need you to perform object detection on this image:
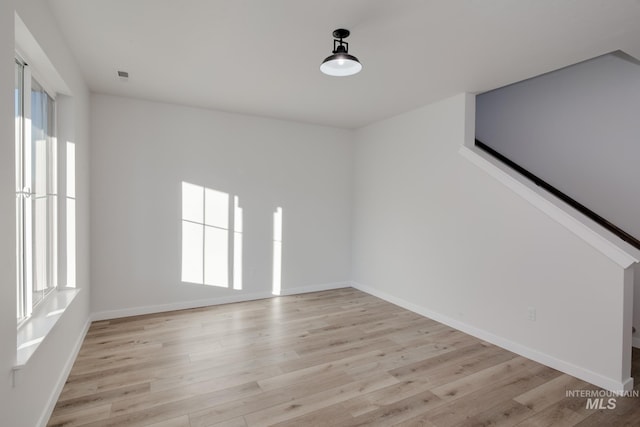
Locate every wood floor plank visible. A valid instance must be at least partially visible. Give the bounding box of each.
[209,417,248,427]
[515,405,587,427]
[187,367,355,427]
[387,341,493,382]
[402,367,556,426]
[48,289,639,427]
[514,374,590,413]
[148,360,283,395]
[268,404,355,427]
[144,415,191,427]
[72,382,262,427]
[458,399,533,427]
[256,362,347,392]
[277,337,399,373]
[47,403,112,427]
[111,371,270,417]
[243,372,399,426]
[430,356,539,400]
[341,378,433,417]
[52,383,151,418]
[348,390,443,426]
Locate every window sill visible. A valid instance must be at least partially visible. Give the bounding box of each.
[14,288,81,370]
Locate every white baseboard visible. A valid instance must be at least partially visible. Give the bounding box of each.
[351,281,634,393]
[38,317,91,427]
[633,336,640,349]
[91,282,350,321]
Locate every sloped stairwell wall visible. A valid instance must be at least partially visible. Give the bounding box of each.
[352,93,636,392]
[476,52,640,348]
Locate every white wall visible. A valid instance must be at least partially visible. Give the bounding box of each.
[476,51,640,348]
[90,94,353,316]
[352,93,633,391]
[1,1,91,426]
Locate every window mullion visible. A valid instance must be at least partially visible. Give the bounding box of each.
[22,66,34,317]
[48,96,57,289]
[15,59,25,321]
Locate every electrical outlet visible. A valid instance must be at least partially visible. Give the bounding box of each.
[528,307,536,321]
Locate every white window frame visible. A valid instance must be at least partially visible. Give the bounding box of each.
[15,56,58,324]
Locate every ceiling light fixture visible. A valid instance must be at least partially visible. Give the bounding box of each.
[320,29,362,77]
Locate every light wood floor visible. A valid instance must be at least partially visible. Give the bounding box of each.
[48,288,640,427]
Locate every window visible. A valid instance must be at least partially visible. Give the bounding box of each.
[181,182,243,289]
[15,59,58,321]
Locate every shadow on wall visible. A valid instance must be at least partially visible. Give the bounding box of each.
[180,181,282,295]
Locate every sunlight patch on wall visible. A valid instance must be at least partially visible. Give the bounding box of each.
[272,207,283,296]
[204,187,229,286]
[181,182,242,289]
[233,196,243,290]
[66,141,75,287]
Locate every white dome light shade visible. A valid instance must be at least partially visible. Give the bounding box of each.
[320,52,362,77]
[320,29,362,77]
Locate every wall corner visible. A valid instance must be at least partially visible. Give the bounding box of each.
[463,92,476,148]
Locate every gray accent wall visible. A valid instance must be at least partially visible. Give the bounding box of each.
[476,52,640,240]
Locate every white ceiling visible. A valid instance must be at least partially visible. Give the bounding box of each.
[48,0,640,129]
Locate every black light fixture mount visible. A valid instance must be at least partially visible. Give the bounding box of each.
[320,28,362,77]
